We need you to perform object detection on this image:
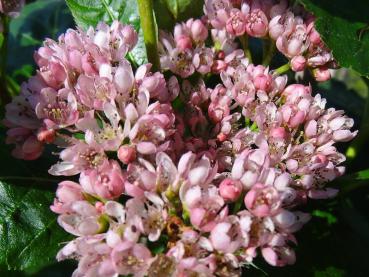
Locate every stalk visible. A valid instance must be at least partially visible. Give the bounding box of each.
[137,0,160,71]
[239,35,253,63]
[274,63,291,75]
[262,39,276,66]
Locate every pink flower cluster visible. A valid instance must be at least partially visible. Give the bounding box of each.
[159,0,336,81]
[3,7,356,277]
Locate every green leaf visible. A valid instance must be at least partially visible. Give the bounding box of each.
[7,0,74,73]
[0,181,71,273]
[331,168,369,193]
[155,0,205,30]
[314,266,346,277]
[164,0,179,19]
[0,33,4,49]
[312,210,337,225]
[298,0,369,76]
[66,0,148,65]
[163,0,204,21]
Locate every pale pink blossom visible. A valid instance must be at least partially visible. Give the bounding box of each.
[80,160,125,199]
[244,183,281,217]
[111,241,152,277]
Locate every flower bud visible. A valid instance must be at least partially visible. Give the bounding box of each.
[219,178,242,202]
[191,19,208,42]
[254,74,272,91]
[309,27,321,45]
[121,25,138,50]
[246,9,268,37]
[118,145,136,164]
[211,60,227,73]
[313,67,331,82]
[176,35,192,51]
[56,181,83,204]
[291,55,306,72]
[37,128,56,143]
[226,9,247,36]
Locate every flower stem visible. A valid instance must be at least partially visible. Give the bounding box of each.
[239,35,253,64]
[0,14,11,106]
[262,39,276,66]
[137,0,160,71]
[274,63,291,75]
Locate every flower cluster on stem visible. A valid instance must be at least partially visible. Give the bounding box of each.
[3,1,356,276]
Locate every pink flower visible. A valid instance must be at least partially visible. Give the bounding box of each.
[231,149,270,189]
[219,178,242,202]
[125,161,156,198]
[142,192,168,241]
[191,19,208,42]
[111,241,152,277]
[276,24,309,58]
[226,9,247,36]
[57,201,102,236]
[313,67,331,82]
[193,47,214,74]
[76,103,124,151]
[49,140,107,176]
[208,85,231,123]
[80,160,125,199]
[244,183,281,217]
[35,88,79,129]
[204,0,231,29]
[262,245,296,266]
[76,74,117,110]
[245,9,268,37]
[118,145,137,164]
[291,55,306,72]
[57,235,115,277]
[51,181,83,214]
[209,219,242,253]
[5,128,44,160]
[182,185,227,232]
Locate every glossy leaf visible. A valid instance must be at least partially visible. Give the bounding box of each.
[0,181,71,272]
[7,0,74,73]
[299,0,369,76]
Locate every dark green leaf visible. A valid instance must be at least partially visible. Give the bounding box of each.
[312,210,337,225]
[163,0,204,21]
[331,168,369,194]
[155,0,205,30]
[0,181,71,273]
[299,0,369,76]
[0,33,4,48]
[314,266,346,277]
[7,0,74,73]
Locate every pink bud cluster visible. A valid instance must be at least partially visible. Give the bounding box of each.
[159,0,336,81]
[4,15,356,277]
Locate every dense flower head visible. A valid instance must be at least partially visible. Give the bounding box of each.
[3,2,356,276]
[158,0,336,82]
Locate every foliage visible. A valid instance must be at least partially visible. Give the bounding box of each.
[299,0,369,77]
[0,181,72,273]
